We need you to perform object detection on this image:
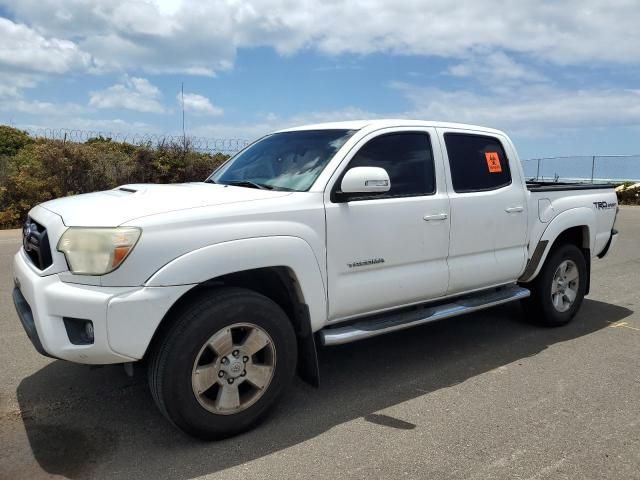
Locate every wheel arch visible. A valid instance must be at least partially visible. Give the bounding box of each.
[520,207,594,285]
[143,236,325,386]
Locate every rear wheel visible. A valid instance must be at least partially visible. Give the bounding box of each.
[148,287,297,439]
[523,243,587,326]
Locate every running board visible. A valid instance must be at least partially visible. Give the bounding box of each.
[319,285,530,346]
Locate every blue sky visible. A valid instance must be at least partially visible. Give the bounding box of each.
[1,0,640,159]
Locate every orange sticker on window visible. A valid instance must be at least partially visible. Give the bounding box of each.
[485,152,502,173]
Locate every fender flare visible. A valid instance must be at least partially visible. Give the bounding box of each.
[520,207,594,282]
[146,236,327,333]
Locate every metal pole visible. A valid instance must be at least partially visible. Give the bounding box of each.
[591,155,596,184]
[536,158,541,180]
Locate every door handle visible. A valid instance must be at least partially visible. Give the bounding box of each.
[505,206,524,213]
[423,213,448,221]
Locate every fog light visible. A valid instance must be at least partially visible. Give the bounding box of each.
[63,317,94,345]
[84,321,94,341]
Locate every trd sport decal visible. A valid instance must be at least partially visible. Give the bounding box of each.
[347,258,385,268]
[593,201,617,210]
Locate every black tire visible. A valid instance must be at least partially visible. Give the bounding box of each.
[522,243,587,327]
[148,287,298,440]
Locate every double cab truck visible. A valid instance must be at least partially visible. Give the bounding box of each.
[13,120,619,439]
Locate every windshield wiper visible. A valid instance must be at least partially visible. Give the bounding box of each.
[225,180,273,190]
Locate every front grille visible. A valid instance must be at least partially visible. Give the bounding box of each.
[23,217,53,270]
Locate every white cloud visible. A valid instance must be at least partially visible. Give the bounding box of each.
[3,0,640,79]
[179,93,223,116]
[4,0,234,76]
[0,16,91,100]
[89,76,165,113]
[3,0,640,152]
[446,52,548,85]
[192,85,640,142]
[392,82,640,134]
[0,72,39,98]
[0,97,86,116]
[0,17,90,74]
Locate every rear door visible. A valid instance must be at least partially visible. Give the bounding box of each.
[324,128,450,321]
[439,129,528,294]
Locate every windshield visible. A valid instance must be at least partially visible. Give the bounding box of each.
[209,129,356,191]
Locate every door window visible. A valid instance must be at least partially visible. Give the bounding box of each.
[337,132,435,200]
[444,133,511,193]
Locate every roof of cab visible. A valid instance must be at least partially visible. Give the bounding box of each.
[275,119,506,136]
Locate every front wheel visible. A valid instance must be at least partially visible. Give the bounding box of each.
[148,287,298,439]
[522,243,587,326]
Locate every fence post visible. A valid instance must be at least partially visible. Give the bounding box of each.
[590,155,596,184]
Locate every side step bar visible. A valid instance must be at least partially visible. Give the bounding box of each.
[319,285,530,346]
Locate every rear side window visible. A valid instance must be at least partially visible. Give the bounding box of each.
[444,133,511,193]
[344,132,435,198]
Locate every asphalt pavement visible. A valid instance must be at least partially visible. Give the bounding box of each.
[1,208,639,480]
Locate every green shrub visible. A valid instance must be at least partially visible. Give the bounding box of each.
[0,126,229,228]
[615,182,640,205]
[0,125,33,156]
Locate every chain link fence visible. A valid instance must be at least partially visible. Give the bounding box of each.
[26,127,250,155]
[521,155,640,183]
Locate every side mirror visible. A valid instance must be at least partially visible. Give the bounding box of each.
[340,167,391,195]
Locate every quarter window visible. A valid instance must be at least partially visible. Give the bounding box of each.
[444,133,511,192]
[339,132,435,199]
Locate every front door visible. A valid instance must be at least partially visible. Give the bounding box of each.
[324,128,450,321]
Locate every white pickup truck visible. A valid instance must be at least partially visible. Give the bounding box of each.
[13,120,619,439]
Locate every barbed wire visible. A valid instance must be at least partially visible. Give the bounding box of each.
[27,127,250,154]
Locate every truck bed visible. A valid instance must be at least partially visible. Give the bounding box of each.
[526,181,616,192]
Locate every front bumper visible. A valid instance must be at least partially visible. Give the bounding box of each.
[12,286,53,359]
[12,249,192,364]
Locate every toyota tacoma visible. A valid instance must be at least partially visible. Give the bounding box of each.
[13,120,619,439]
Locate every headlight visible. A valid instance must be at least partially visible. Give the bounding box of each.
[57,227,141,275]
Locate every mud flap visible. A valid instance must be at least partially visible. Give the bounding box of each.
[295,303,320,387]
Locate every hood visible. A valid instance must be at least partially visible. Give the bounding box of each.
[40,183,290,226]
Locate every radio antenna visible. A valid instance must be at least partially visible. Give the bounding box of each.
[181,82,186,149]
